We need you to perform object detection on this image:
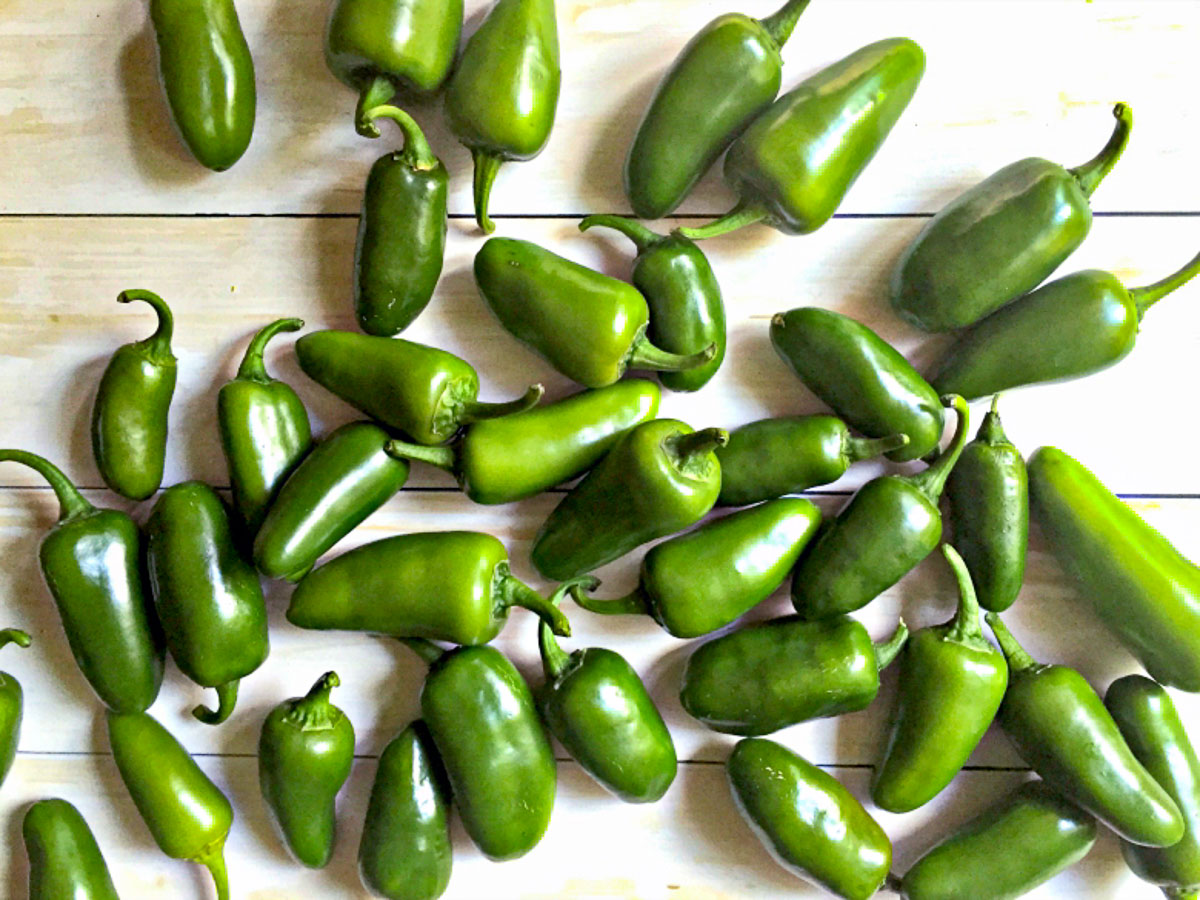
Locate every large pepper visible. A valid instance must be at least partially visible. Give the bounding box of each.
[287,531,571,644]
[532,419,727,581]
[623,0,812,221]
[679,38,924,240]
[680,615,907,735]
[932,249,1200,400]
[23,799,121,900]
[0,628,29,789]
[91,289,178,500]
[892,103,1133,332]
[727,738,891,900]
[295,330,542,445]
[474,237,716,388]
[0,450,163,712]
[444,0,560,233]
[573,497,821,638]
[790,395,969,620]
[871,546,1007,813]
[985,612,1184,846]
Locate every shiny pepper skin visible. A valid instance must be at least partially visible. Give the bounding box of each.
[0,629,30,789]
[23,799,121,900]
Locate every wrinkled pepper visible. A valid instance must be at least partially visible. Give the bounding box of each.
[23,799,121,900]
[0,629,29,788]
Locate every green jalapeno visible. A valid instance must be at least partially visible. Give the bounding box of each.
[681,615,907,735]
[680,38,924,240]
[295,330,542,445]
[23,799,121,900]
[986,613,1184,847]
[728,738,891,900]
[0,450,164,712]
[532,419,727,581]
[259,672,356,869]
[892,103,1133,332]
[150,0,256,171]
[444,0,560,234]
[91,289,178,500]
[474,237,717,389]
[0,629,30,789]
[790,395,969,621]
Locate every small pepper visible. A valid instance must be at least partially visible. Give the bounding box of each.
[23,799,121,900]
[91,289,178,500]
[0,628,30,788]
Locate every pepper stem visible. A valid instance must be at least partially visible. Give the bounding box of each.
[976,394,1009,445]
[1068,102,1133,197]
[0,449,95,521]
[873,619,909,670]
[578,215,662,254]
[538,576,600,681]
[677,203,768,241]
[664,428,730,471]
[494,562,571,637]
[472,149,504,234]
[362,105,440,170]
[118,289,174,356]
[193,681,239,725]
[907,395,970,504]
[283,671,341,730]
[355,75,397,137]
[398,637,446,666]
[758,0,812,48]
[0,629,31,653]
[460,384,544,424]
[1130,250,1200,317]
[196,843,230,900]
[845,432,910,464]
[385,440,457,475]
[985,612,1039,674]
[571,584,652,618]
[627,336,717,372]
[235,318,303,383]
[942,545,986,643]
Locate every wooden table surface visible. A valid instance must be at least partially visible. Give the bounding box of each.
[2,1,1199,897]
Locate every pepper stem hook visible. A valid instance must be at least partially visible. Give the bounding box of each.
[677,203,768,241]
[908,395,970,504]
[355,75,397,137]
[665,428,730,468]
[472,149,504,234]
[845,432,910,464]
[460,384,544,424]
[193,681,239,726]
[941,545,985,642]
[1068,102,1133,197]
[985,612,1038,674]
[385,440,457,475]
[0,449,94,521]
[758,0,813,48]
[539,576,600,680]
[117,289,175,354]
[571,584,651,618]
[873,619,909,670]
[628,336,717,373]
[579,215,661,254]
[495,562,572,637]
[361,105,440,170]
[1130,249,1200,318]
[236,318,303,383]
[195,843,231,900]
[0,629,31,653]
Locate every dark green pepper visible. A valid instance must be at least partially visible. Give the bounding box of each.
[355,105,449,336]
[579,216,726,392]
[474,237,716,389]
[287,530,571,644]
[150,0,255,171]
[623,0,812,220]
[574,497,821,638]
[444,0,560,233]
[0,450,163,712]
[0,628,29,788]
[259,671,356,869]
[107,710,233,900]
[872,545,1007,813]
[891,103,1133,332]
[91,289,178,500]
[680,37,924,240]
[23,799,121,900]
[532,419,727,581]
[986,612,1184,847]
[770,307,941,462]
[728,738,891,900]
[791,395,969,621]
[359,720,452,900]
[680,614,907,735]
[295,330,542,445]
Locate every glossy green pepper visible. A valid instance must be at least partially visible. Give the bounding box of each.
[295,330,542,445]
[574,497,821,638]
[1028,446,1200,691]
[355,106,449,336]
[444,0,560,233]
[0,629,29,788]
[359,720,452,900]
[680,37,924,240]
[623,0,812,221]
[986,613,1184,847]
[532,419,727,581]
[253,421,410,581]
[891,103,1133,332]
[791,395,969,620]
[1107,675,1200,899]
[932,250,1200,401]
[384,380,660,505]
[716,415,908,506]
[728,738,891,899]
[872,546,1007,813]
[0,450,163,712]
[91,289,178,500]
[23,799,121,900]
[474,237,716,389]
[288,530,571,643]
[146,481,268,724]
[150,0,255,171]
[259,671,356,869]
[107,710,233,900]
[770,307,941,462]
[579,216,726,392]
[680,615,907,735]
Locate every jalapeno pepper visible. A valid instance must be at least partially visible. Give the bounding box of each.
[23,799,121,900]
[679,38,924,240]
[532,419,727,581]
[474,237,717,389]
[259,672,356,869]
[791,395,969,621]
[623,0,812,221]
[0,450,163,712]
[444,0,560,234]
[986,613,1184,847]
[892,103,1133,332]
[91,289,178,501]
[0,628,29,789]
[295,330,542,445]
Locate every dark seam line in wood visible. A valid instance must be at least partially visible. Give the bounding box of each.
[4,210,1199,220]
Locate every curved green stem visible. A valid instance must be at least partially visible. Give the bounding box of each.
[665,428,729,470]
[538,576,599,681]
[627,336,716,372]
[494,563,571,637]
[578,214,662,254]
[283,671,342,730]
[362,105,439,170]
[873,619,909,670]
[236,318,303,383]
[472,149,504,234]
[118,289,174,357]
[196,843,230,900]
[1068,102,1133,197]
[571,585,651,618]
[985,612,1039,674]
[398,637,446,667]
[0,449,94,520]
[460,384,544,424]
[1131,250,1200,317]
[908,395,970,504]
[677,203,767,241]
[193,681,239,725]
[385,440,457,475]
[845,432,910,464]
[758,0,812,48]
[942,545,985,643]
[355,75,397,137]
[0,629,31,653]
[977,394,1008,445]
